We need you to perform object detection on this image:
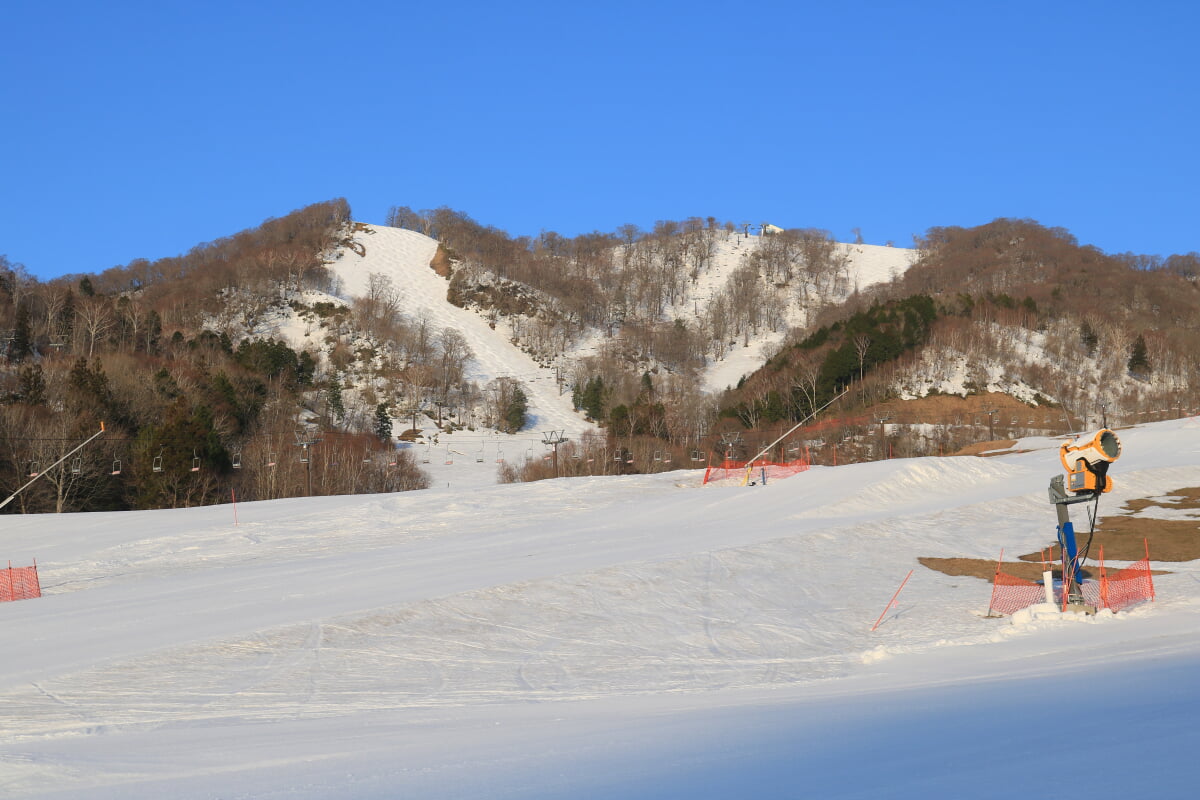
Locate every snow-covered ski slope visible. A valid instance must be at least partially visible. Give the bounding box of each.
[693,239,914,392]
[327,224,588,438]
[3,419,1200,798]
[328,224,914,404]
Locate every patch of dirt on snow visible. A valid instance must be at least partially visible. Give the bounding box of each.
[951,440,1021,457]
[918,557,1098,583]
[1123,486,1200,513]
[430,244,453,278]
[921,486,1200,582]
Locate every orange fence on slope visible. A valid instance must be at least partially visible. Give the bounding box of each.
[1,561,41,603]
[702,456,810,485]
[987,542,1155,616]
[1098,543,1156,612]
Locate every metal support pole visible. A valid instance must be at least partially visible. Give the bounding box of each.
[1056,503,1084,602]
[743,388,848,474]
[1049,475,1092,605]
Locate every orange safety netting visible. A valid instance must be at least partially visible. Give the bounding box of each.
[1101,557,1155,612]
[988,544,1155,616]
[1,562,41,603]
[988,570,1047,616]
[702,457,810,485]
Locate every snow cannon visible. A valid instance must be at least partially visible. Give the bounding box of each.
[1059,428,1121,495]
[1047,428,1121,609]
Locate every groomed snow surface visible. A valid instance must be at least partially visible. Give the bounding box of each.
[4,419,1200,798]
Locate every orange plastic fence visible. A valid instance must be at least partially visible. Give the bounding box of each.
[988,570,1046,616]
[702,457,810,485]
[1,562,41,603]
[1102,557,1155,612]
[988,543,1155,616]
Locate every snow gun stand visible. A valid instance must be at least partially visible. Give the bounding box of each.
[1046,429,1122,614]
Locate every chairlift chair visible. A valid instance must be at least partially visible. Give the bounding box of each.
[653,450,662,462]
[152,450,164,473]
[421,444,431,464]
[71,456,82,475]
[496,445,505,464]
[300,447,309,464]
[111,458,121,476]
[191,451,201,472]
[267,451,277,467]
[445,446,453,466]
[232,452,242,469]
[27,461,39,477]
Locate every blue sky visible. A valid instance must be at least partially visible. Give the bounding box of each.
[2,0,1197,280]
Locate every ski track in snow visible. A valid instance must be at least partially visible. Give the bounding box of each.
[3,419,1200,799]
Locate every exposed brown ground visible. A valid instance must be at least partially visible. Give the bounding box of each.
[920,487,1200,583]
[952,440,1021,457]
[1124,486,1200,512]
[430,244,453,277]
[918,556,1099,583]
[869,392,1071,435]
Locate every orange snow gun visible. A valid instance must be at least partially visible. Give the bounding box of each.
[1059,428,1121,495]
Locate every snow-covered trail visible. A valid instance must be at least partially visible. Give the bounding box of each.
[695,236,916,392]
[3,419,1200,797]
[327,224,587,435]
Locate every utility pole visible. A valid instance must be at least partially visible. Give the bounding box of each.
[875,415,891,459]
[987,408,999,441]
[719,432,742,464]
[294,426,321,496]
[542,430,568,477]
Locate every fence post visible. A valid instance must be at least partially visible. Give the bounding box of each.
[872,569,914,631]
[987,549,1005,617]
[1145,538,1156,601]
[1098,544,1108,610]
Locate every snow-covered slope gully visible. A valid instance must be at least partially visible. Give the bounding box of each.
[330,224,916,407]
[328,224,587,437]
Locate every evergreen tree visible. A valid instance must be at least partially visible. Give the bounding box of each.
[374,403,393,443]
[326,380,345,423]
[18,363,46,405]
[297,350,317,386]
[1080,321,1099,357]
[1128,334,1151,377]
[58,291,76,345]
[10,303,32,362]
[504,387,528,433]
[573,376,606,421]
[145,309,162,354]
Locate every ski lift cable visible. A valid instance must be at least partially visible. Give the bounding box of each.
[1,422,108,512]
